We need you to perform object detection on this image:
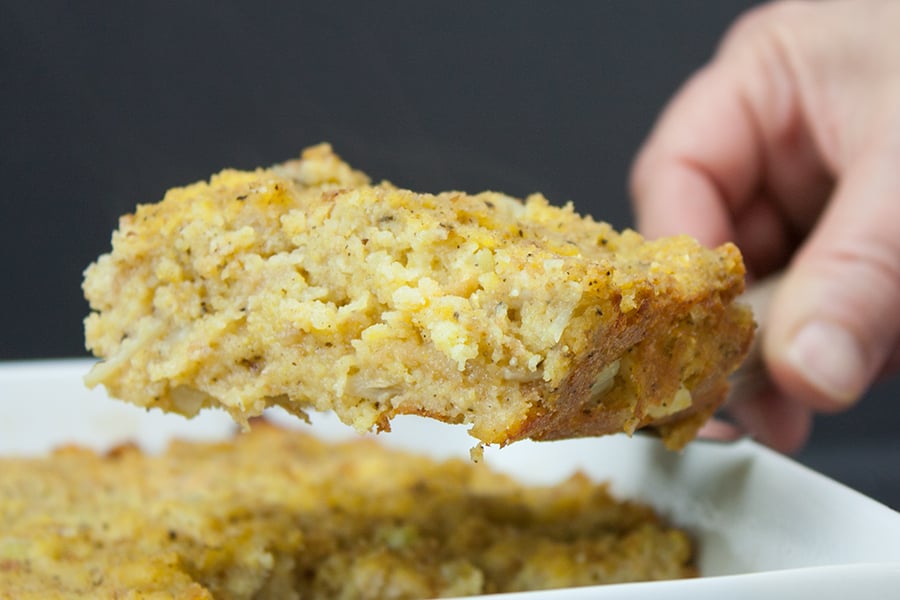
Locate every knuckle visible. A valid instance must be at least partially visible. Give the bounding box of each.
[719,1,810,54]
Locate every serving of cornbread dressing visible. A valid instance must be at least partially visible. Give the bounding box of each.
[0,423,695,598]
[83,144,754,449]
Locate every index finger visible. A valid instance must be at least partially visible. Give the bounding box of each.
[629,64,761,247]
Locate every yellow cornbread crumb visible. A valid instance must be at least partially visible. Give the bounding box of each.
[0,424,695,599]
[83,144,753,448]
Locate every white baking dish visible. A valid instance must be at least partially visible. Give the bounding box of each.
[1,359,899,599]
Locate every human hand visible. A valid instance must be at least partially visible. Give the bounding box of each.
[629,0,900,452]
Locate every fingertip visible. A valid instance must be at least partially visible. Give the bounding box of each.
[777,320,868,410]
[632,161,735,246]
[762,272,870,414]
[696,418,745,442]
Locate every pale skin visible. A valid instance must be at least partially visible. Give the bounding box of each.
[630,0,900,452]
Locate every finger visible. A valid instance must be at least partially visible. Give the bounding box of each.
[733,193,796,280]
[696,418,745,442]
[630,64,757,246]
[764,142,900,412]
[728,383,813,454]
[631,1,833,255]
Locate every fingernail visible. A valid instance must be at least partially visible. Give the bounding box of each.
[785,321,866,404]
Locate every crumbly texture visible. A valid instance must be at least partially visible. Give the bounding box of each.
[83,144,754,448]
[0,423,696,599]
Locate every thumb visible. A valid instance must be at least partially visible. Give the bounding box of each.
[764,144,900,412]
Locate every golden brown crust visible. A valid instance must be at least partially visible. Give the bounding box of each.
[83,144,754,449]
[0,423,696,598]
[513,245,753,447]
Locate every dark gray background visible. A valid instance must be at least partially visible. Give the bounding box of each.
[2,1,898,509]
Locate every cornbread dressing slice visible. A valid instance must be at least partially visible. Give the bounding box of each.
[83,144,754,448]
[0,424,696,599]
